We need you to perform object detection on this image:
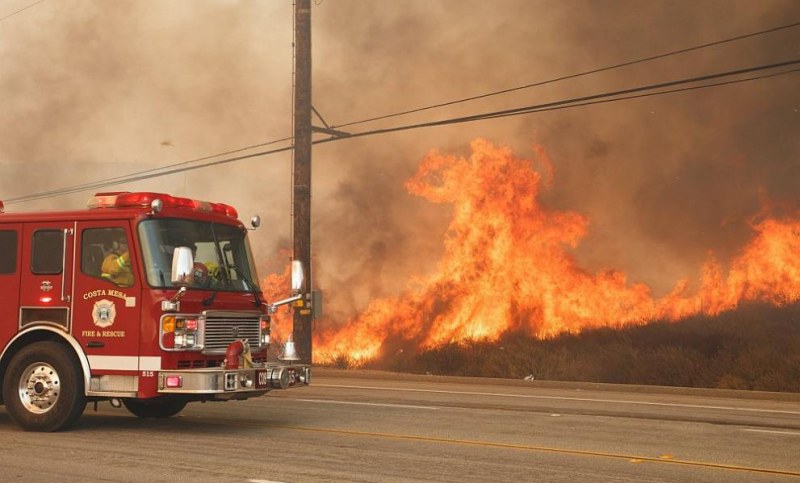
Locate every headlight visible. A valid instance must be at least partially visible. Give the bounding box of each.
[259,315,271,346]
[160,315,203,351]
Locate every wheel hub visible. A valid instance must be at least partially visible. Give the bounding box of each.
[18,363,60,414]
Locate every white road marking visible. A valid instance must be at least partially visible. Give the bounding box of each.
[248,479,286,483]
[296,398,439,410]
[314,384,800,415]
[742,429,800,436]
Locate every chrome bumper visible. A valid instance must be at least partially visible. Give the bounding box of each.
[157,364,311,396]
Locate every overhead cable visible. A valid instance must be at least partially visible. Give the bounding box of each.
[321,59,800,141]
[5,59,797,205]
[10,20,797,204]
[3,136,293,204]
[0,0,46,23]
[330,20,800,129]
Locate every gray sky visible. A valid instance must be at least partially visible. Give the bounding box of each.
[2,0,799,328]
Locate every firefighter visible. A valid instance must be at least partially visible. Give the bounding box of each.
[187,243,222,287]
[102,237,133,287]
[200,261,221,287]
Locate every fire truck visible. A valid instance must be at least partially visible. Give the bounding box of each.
[0,192,310,431]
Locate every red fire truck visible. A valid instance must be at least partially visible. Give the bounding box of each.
[0,192,310,431]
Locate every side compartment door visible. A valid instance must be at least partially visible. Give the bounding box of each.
[18,222,74,331]
[0,225,22,345]
[72,221,142,382]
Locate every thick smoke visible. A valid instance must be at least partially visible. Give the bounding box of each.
[311,0,800,310]
[1,0,799,329]
[0,0,295,258]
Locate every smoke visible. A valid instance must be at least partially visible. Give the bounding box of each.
[2,0,799,328]
[312,0,800,306]
[0,0,295,249]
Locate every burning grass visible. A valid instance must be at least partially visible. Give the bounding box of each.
[310,140,800,367]
[344,301,800,393]
[264,139,800,392]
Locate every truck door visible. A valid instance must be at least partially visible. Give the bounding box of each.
[0,225,22,344]
[72,222,141,377]
[18,222,75,331]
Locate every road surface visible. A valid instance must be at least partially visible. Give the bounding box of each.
[0,368,798,482]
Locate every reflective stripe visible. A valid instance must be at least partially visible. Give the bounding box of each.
[139,356,161,371]
[116,256,127,268]
[88,355,161,371]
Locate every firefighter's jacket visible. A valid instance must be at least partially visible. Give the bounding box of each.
[102,251,133,287]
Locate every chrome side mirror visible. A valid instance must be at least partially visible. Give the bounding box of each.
[171,246,194,286]
[291,260,304,293]
[250,215,261,230]
[150,198,163,215]
[266,261,306,313]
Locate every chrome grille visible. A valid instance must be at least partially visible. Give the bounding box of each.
[202,310,262,354]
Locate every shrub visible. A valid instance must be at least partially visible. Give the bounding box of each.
[370,301,800,392]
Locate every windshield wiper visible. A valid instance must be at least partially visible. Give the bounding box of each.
[210,223,232,288]
[230,264,263,308]
[210,223,262,307]
[202,290,217,307]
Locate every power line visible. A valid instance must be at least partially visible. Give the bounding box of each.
[9,19,796,206]
[8,136,293,204]
[453,68,800,123]
[4,141,295,204]
[100,18,800,183]
[0,0,45,23]
[5,59,797,205]
[321,59,800,141]
[330,20,800,130]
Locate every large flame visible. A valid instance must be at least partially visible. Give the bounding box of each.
[266,139,800,365]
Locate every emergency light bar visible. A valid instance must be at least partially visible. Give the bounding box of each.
[0,200,4,213]
[87,192,238,218]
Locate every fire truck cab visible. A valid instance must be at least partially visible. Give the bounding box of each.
[0,192,309,431]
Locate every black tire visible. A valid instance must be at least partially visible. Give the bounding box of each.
[122,397,187,418]
[2,341,86,432]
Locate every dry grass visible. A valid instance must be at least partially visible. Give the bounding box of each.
[334,302,800,392]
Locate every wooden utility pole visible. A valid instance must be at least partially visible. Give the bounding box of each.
[292,0,313,364]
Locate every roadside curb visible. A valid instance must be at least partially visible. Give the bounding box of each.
[312,367,800,402]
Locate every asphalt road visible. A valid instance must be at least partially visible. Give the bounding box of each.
[1,368,799,482]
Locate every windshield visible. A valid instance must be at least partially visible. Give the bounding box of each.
[138,218,259,291]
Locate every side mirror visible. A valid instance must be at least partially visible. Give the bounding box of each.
[291,260,304,293]
[171,246,194,286]
[150,198,163,215]
[266,261,306,313]
[250,215,261,229]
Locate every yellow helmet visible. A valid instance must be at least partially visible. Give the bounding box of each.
[205,262,220,278]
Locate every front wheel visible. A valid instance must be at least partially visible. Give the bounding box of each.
[122,397,187,418]
[2,341,86,432]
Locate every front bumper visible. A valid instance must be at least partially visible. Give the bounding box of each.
[157,363,310,397]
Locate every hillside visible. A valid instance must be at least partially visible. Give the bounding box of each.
[349,302,800,392]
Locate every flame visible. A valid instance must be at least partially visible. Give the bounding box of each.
[269,139,800,366]
[261,252,293,343]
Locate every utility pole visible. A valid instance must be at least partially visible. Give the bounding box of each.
[292,0,313,364]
